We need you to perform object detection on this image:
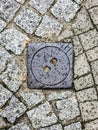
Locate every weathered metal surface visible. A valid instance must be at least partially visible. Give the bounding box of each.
[27,43,73,88]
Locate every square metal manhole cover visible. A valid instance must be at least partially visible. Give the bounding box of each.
[27,43,73,89]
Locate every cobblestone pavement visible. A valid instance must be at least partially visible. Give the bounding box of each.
[0,0,98,130]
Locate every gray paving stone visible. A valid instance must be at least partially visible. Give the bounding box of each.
[72,8,93,35]
[20,89,45,108]
[0,117,6,128]
[39,124,63,130]
[0,46,12,74]
[64,122,82,130]
[0,27,30,55]
[72,36,83,56]
[0,96,26,123]
[74,0,83,4]
[0,19,6,32]
[74,74,94,90]
[85,0,98,9]
[84,120,98,130]
[0,0,20,22]
[27,102,57,128]
[15,0,25,4]
[74,54,90,77]
[14,7,41,34]
[86,47,98,62]
[51,0,80,22]
[8,122,31,130]
[1,59,25,92]
[80,101,98,121]
[30,0,54,14]
[0,84,12,107]
[79,29,98,51]
[91,60,98,85]
[56,96,80,121]
[76,88,97,102]
[47,90,75,101]
[89,7,98,25]
[35,15,62,38]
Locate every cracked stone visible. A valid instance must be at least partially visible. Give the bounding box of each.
[76,88,97,102]
[72,8,93,35]
[0,117,6,128]
[0,27,30,55]
[35,15,62,38]
[64,122,82,130]
[74,74,94,90]
[51,0,80,22]
[15,0,25,4]
[91,60,98,85]
[47,90,75,101]
[0,96,26,123]
[86,47,98,62]
[79,29,98,51]
[39,124,63,130]
[72,36,83,56]
[56,96,80,121]
[0,19,6,32]
[8,122,31,130]
[85,0,98,9]
[30,0,54,14]
[89,7,98,25]
[80,101,98,121]
[0,46,12,74]
[0,59,26,92]
[84,120,98,130]
[14,7,41,34]
[19,87,45,108]
[0,0,20,22]
[27,102,57,128]
[0,84,12,107]
[74,54,90,77]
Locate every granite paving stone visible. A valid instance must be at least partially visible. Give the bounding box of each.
[85,0,98,9]
[27,102,57,128]
[0,19,6,32]
[74,74,94,90]
[35,15,62,38]
[51,0,80,22]
[0,96,26,123]
[0,0,20,22]
[39,124,63,130]
[8,122,31,130]
[0,27,30,55]
[76,88,97,102]
[64,122,82,130]
[86,47,98,62]
[72,36,83,56]
[19,89,45,108]
[14,7,42,34]
[91,60,98,85]
[0,84,12,107]
[79,29,98,51]
[74,54,90,77]
[15,0,25,4]
[80,101,98,121]
[30,0,54,14]
[56,96,80,121]
[84,120,98,130]
[0,46,12,74]
[89,7,98,25]
[72,8,93,35]
[47,90,75,101]
[0,117,6,128]
[74,0,83,4]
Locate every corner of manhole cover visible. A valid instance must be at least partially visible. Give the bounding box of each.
[27,43,73,89]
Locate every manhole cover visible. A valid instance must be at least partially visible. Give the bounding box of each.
[27,43,73,88]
